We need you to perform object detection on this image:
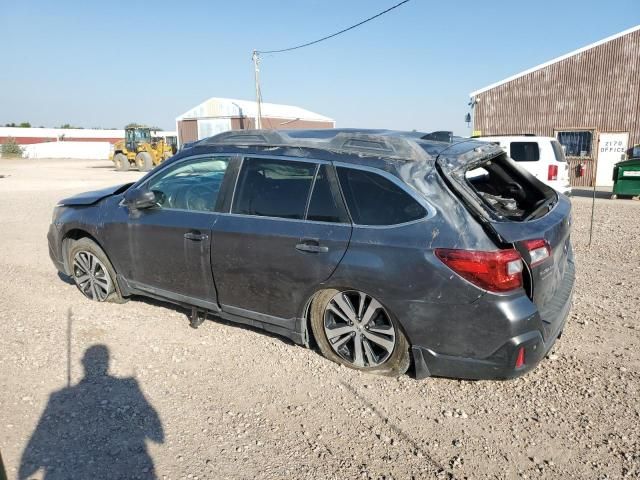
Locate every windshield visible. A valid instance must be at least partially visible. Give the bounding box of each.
[134,129,150,142]
[127,128,151,143]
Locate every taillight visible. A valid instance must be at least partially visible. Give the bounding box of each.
[548,164,558,181]
[435,249,523,292]
[515,346,525,368]
[523,239,551,267]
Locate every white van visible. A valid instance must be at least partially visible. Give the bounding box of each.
[476,136,571,196]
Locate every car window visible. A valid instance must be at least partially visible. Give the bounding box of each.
[232,157,316,219]
[510,142,540,162]
[337,167,426,226]
[551,141,567,162]
[306,165,349,223]
[146,157,230,212]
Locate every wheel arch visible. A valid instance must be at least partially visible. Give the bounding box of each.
[61,229,110,275]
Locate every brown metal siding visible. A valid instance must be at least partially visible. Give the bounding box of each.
[229,116,332,130]
[178,119,198,145]
[473,28,640,186]
[230,117,256,130]
[252,117,334,130]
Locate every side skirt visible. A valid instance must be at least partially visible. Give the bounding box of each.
[117,275,305,345]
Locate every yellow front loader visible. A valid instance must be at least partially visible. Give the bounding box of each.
[110,126,174,172]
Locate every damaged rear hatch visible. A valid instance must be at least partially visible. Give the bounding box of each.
[435,140,574,340]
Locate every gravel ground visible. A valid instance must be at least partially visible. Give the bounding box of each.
[0,158,638,480]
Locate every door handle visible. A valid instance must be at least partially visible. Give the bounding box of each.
[296,239,328,253]
[184,231,208,241]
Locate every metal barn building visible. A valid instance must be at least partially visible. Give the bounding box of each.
[469,25,640,187]
[176,97,335,147]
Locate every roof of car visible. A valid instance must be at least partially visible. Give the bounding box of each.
[191,128,491,164]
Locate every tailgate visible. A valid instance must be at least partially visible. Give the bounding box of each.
[494,196,573,328]
[435,142,574,335]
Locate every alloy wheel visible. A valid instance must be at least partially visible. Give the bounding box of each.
[323,290,396,368]
[72,251,112,302]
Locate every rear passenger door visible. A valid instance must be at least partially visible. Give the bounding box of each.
[211,156,352,328]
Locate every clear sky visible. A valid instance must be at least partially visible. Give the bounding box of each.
[1,0,638,134]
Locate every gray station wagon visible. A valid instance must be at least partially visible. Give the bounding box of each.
[48,129,575,379]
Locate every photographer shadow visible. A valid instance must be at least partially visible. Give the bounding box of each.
[19,345,164,479]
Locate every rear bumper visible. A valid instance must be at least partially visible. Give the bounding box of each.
[412,259,575,381]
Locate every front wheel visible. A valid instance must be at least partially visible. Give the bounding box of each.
[67,238,126,303]
[135,152,154,172]
[310,289,410,376]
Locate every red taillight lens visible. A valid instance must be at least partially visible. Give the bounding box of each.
[435,249,523,292]
[548,164,558,181]
[515,346,525,368]
[523,239,551,267]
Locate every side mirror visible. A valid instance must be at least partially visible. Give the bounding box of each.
[124,188,156,210]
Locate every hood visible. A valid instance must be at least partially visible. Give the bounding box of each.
[58,183,134,206]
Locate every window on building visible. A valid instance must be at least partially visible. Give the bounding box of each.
[556,131,593,157]
[510,142,540,162]
[337,167,426,225]
[232,157,316,220]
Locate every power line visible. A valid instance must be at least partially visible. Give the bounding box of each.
[256,0,411,55]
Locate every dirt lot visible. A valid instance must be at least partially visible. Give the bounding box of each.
[0,158,638,480]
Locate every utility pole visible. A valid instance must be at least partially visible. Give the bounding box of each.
[252,50,263,129]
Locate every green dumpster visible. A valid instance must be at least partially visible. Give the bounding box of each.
[612,158,640,198]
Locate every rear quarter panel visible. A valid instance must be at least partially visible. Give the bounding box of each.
[322,172,512,355]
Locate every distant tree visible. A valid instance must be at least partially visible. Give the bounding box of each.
[1,137,23,158]
[58,124,83,129]
[4,123,16,127]
[125,123,145,129]
[18,122,31,128]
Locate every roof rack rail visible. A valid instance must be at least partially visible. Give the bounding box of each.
[471,133,536,138]
[200,129,434,162]
[203,130,286,145]
[421,131,453,143]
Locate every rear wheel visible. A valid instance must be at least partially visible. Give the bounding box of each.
[135,152,154,172]
[113,153,129,172]
[67,238,126,303]
[310,289,410,376]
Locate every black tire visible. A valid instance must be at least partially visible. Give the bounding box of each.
[67,238,127,303]
[114,153,130,172]
[310,288,410,377]
[135,152,154,172]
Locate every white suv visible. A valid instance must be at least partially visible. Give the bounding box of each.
[476,136,571,196]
